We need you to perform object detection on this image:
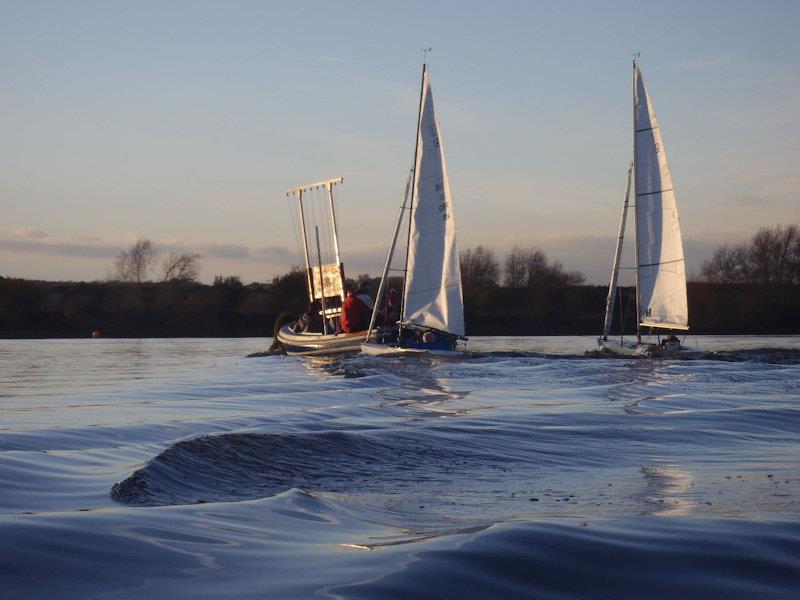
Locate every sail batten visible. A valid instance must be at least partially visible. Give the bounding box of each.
[640,320,690,330]
[633,66,688,331]
[402,70,465,336]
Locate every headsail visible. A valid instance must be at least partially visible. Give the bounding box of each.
[402,70,465,336]
[634,66,689,330]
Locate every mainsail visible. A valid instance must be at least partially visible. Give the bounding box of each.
[634,67,689,330]
[402,70,465,336]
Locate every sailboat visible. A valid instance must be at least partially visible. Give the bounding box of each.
[361,63,467,355]
[598,59,689,356]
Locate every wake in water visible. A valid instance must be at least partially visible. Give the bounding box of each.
[114,346,800,527]
[112,430,482,507]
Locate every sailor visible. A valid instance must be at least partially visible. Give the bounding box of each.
[660,333,680,350]
[384,288,400,324]
[341,286,371,332]
[294,300,323,333]
[355,280,375,310]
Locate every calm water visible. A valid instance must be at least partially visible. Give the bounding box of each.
[1,336,799,598]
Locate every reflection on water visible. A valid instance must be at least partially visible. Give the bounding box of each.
[640,465,696,516]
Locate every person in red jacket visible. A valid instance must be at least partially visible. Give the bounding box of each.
[341,285,372,333]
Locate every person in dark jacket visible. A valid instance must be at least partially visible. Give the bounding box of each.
[379,288,400,326]
[293,300,323,333]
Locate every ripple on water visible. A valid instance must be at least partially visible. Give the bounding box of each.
[1,338,799,598]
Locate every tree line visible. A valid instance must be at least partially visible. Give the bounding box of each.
[699,224,800,285]
[1,226,798,338]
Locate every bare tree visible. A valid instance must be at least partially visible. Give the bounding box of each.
[503,246,548,287]
[460,245,500,288]
[113,238,156,283]
[700,224,800,285]
[162,252,203,282]
[503,246,528,288]
[503,246,584,288]
[700,244,749,283]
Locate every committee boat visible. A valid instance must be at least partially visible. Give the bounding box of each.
[598,59,689,356]
[275,177,384,356]
[361,63,467,356]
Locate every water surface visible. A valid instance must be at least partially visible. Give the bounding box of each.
[1,336,798,598]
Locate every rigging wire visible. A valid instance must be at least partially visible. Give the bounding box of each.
[621,285,633,339]
[286,192,305,272]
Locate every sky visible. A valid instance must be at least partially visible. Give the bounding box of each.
[1,0,798,285]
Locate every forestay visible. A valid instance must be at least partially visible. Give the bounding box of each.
[402,71,465,336]
[634,67,689,330]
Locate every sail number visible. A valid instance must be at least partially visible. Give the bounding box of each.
[435,182,449,221]
[428,125,440,148]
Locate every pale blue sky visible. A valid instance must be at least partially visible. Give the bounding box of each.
[1,1,798,283]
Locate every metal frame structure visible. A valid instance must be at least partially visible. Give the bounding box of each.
[285,177,346,306]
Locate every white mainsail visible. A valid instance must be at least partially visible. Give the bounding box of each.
[402,70,465,336]
[634,66,689,330]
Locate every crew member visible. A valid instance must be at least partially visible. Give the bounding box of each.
[341,286,371,332]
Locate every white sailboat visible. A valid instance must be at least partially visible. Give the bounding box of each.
[598,59,689,356]
[361,63,467,355]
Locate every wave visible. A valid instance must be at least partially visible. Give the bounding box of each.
[330,517,800,599]
[9,490,800,598]
[111,430,478,507]
[306,347,800,365]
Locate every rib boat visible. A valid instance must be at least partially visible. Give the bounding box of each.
[275,177,383,356]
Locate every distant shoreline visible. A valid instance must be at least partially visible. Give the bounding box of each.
[2,277,799,339]
[4,333,800,341]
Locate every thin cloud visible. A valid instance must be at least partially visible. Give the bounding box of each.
[0,230,302,264]
[9,229,49,240]
[729,193,773,207]
[252,245,297,261]
[279,53,351,65]
[672,57,725,72]
[196,242,250,260]
[318,55,350,64]
[0,238,116,258]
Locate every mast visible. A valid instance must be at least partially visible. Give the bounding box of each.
[326,179,345,302]
[296,189,314,300]
[399,62,428,334]
[314,226,328,335]
[632,57,642,343]
[602,163,633,338]
[365,170,413,341]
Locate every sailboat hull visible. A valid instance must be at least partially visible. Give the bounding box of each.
[598,338,642,357]
[277,324,389,356]
[360,342,462,356]
[597,337,685,357]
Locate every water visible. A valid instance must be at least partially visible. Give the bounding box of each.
[1,336,799,598]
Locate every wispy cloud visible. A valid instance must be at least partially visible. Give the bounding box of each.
[728,193,772,207]
[9,229,49,240]
[671,57,725,72]
[0,232,121,258]
[252,245,297,262]
[279,53,351,65]
[318,55,350,64]
[0,231,300,264]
